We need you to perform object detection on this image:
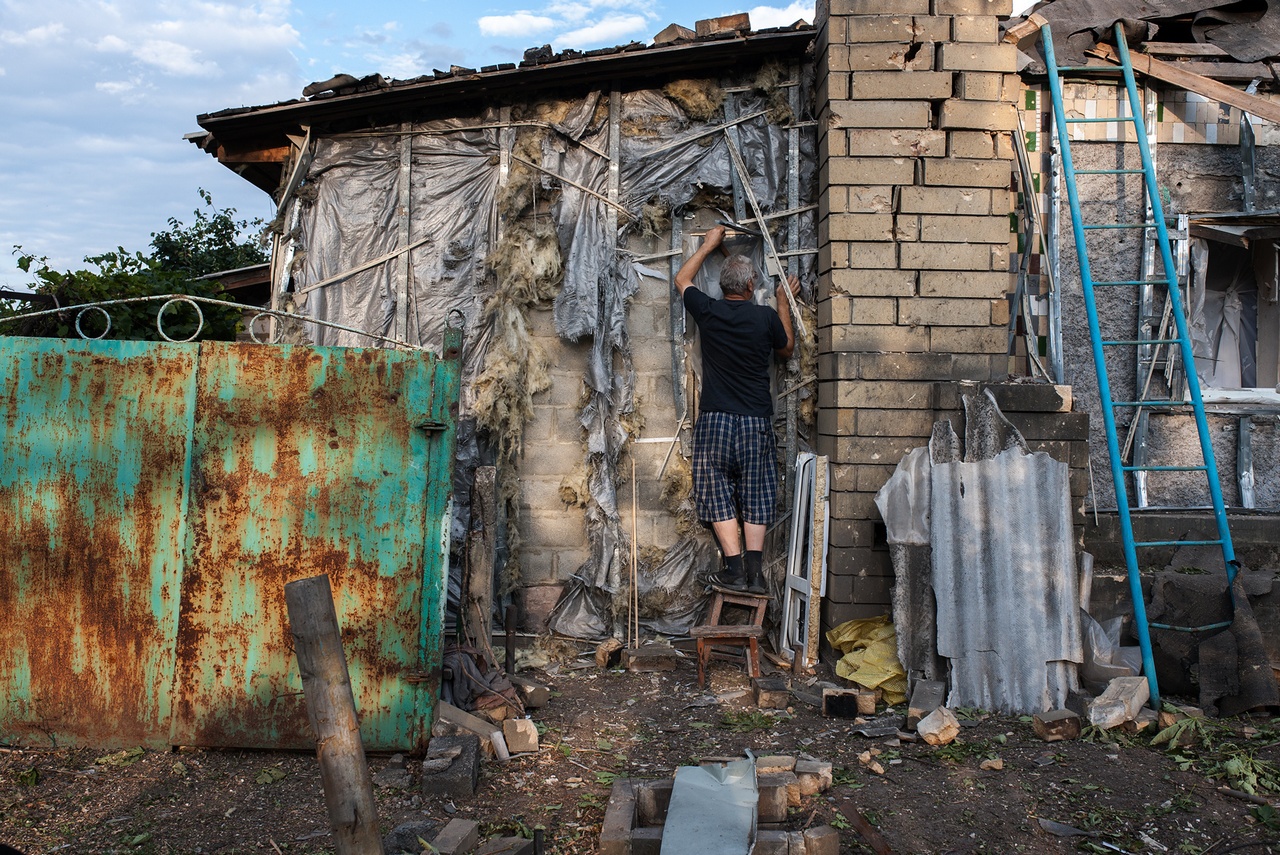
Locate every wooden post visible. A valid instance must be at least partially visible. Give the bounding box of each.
[284,575,385,855]
[464,466,497,657]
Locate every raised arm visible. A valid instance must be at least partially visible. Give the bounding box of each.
[674,225,726,295]
[774,275,800,359]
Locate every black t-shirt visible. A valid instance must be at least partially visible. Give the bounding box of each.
[684,287,787,418]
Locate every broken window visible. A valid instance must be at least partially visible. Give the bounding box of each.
[1189,236,1280,398]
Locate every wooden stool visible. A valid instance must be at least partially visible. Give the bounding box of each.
[689,586,770,688]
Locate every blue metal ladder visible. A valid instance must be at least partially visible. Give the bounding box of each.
[1041,22,1238,707]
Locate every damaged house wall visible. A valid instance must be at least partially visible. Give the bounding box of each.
[193,37,818,637]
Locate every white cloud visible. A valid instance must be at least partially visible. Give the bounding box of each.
[0,21,67,45]
[134,39,219,76]
[555,13,647,47]
[95,34,131,53]
[746,1,815,28]
[95,80,136,95]
[478,12,557,37]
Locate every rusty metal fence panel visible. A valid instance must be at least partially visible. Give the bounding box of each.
[0,338,198,748]
[0,333,459,751]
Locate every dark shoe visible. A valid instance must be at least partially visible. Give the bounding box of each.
[712,554,747,590]
[710,568,747,590]
[744,551,767,594]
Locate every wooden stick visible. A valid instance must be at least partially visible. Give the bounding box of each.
[284,575,385,855]
[631,456,640,648]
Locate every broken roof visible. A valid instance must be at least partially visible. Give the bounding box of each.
[190,18,813,194]
[1015,0,1280,71]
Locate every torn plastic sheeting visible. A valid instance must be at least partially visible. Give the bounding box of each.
[1080,610,1142,694]
[1189,237,1259,390]
[660,759,758,855]
[547,535,717,640]
[877,391,1083,714]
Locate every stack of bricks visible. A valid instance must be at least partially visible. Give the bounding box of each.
[814,0,1032,629]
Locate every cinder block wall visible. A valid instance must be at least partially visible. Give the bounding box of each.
[814,0,1087,631]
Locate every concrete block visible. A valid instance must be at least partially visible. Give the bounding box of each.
[758,773,792,822]
[817,406,856,436]
[934,0,1012,14]
[830,213,896,242]
[834,379,934,409]
[795,760,834,795]
[752,830,791,855]
[631,827,662,855]
[929,326,1007,354]
[831,100,932,128]
[636,779,672,826]
[755,677,791,709]
[822,602,893,628]
[826,156,916,186]
[822,687,863,717]
[919,213,1012,244]
[653,22,695,44]
[475,838,535,855]
[850,296,897,324]
[599,780,637,855]
[818,295,852,327]
[919,270,1010,298]
[899,241,999,271]
[825,323,930,352]
[912,15,953,41]
[952,14,998,41]
[841,38,935,71]
[805,825,842,855]
[509,675,551,708]
[848,70,953,100]
[921,157,1012,188]
[949,130,997,159]
[1033,709,1082,742]
[991,297,1011,326]
[695,13,750,37]
[858,352,952,381]
[622,644,680,672]
[829,268,917,297]
[757,755,797,774]
[939,99,1018,131]
[894,214,921,241]
[956,71,1005,101]
[856,408,938,438]
[847,241,900,269]
[846,185,896,213]
[431,819,481,855]
[818,69,850,104]
[939,41,1017,72]
[918,706,961,745]
[843,14,915,42]
[848,128,946,157]
[422,735,481,799]
[833,0,930,14]
[907,678,947,729]
[1089,676,1151,729]
[503,718,539,754]
[900,185,990,215]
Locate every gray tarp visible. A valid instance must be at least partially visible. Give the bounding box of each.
[279,77,816,640]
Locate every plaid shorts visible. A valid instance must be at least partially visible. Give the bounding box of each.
[692,411,778,526]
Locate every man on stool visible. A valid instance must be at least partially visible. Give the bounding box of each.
[675,225,799,594]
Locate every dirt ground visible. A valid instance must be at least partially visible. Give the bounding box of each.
[3,647,1280,855]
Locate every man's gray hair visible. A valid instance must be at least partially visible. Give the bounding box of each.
[719,254,756,296]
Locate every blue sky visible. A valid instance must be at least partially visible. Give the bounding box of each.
[0,0,814,290]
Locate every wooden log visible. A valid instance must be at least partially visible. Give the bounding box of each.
[284,575,385,855]
[463,466,497,658]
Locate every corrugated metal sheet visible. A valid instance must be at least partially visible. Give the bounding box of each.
[879,393,1083,714]
[0,334,459,750]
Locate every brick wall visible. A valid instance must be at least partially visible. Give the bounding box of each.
[814,0,1087,632]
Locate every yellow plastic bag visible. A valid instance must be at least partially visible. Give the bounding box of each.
[825,615,908,705]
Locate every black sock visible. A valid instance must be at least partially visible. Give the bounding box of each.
[724,554,744,577]
[744,551,762,576]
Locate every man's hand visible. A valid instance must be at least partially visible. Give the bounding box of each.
[675,225,728,295]
[702,225,726,253]
[776,274,800,301]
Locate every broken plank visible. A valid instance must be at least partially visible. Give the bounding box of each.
[1092,43,1280,124]
[1140,42,1229,57]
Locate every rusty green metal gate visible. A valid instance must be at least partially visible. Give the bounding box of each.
[0,333,459,750]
